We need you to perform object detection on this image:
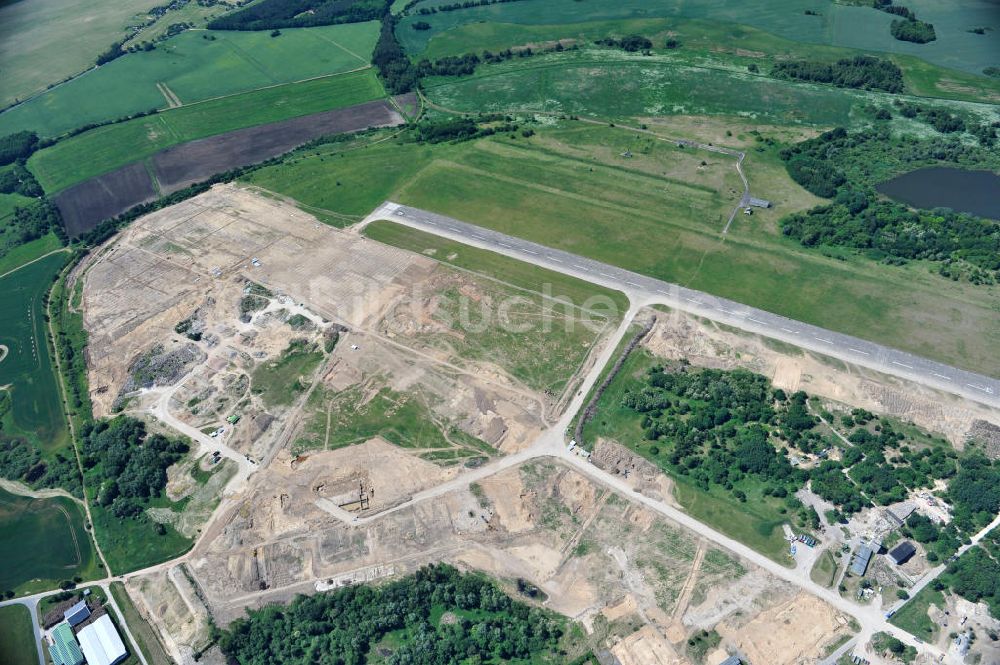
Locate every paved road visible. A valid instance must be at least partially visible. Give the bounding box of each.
[364,202,1000,409]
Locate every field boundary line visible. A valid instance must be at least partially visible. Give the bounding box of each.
[0,248,70,280]
[309,31,369,64]
[158,65,374,113]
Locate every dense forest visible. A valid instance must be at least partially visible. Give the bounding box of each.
[80,417,189,520]
[779,127,1000,284]
[771,56,904,92]
[218,564,570,665]
[0,130,39,166]
[209,0,387,30]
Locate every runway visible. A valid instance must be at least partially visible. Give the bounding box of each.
[365,202,1000,409]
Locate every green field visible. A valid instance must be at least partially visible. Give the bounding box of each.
[0,604,37,665]
[0,236,64,278]
[412,15,1000,104]
[0,0,164,108]
[810,549,839,587]
[0,252,71,451]
[398,0,999,76]
[28,67,387,193]
[0,488,98,594]
[890,585,944,642]
[89,502,192,575]
[0,22,380,139]
[424,52,857,126]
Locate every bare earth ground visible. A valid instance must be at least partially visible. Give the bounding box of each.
[78,186,861,664]
[643,309,1000,447]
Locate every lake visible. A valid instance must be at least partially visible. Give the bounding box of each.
[876,167,1000,219]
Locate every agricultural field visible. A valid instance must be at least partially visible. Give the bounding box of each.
[0,252,70,452]
[0,488,99,594]
[28,68,387,193]
[0,604,36,665]
[398,0,999,76]
[0,22,380,139]
[248,119,1000,375]
[0,0,164,108]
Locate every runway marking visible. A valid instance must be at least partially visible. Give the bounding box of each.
[747,317,767,325]
[472,234,486,240]
[932,373,952,381]
[657,290,669,295]
[498,243,511,248]
[573,264,589,270]
[891,361,913,369]
[447,227,460,232]
[599,272,613,278]
[548,256,563,263]
[780,327,798,334]
[523,249,538,255]
[684,298,700,304]
[814,337,834,344]
[849,348,870,356]
[966,384,994,394]
[424,220,437,226]
[626,281,641,287]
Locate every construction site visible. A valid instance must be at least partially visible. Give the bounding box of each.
[74,185,1000,665]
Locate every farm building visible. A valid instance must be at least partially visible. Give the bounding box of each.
[64,600,90,627]
[850,542,874,576]
[48,622,84,665]
[77,614,128,665]
[888,541,917,565]
[747,197,771,208]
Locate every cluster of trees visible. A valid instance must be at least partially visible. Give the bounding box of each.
[81,417,189,520]
[0,163,43,197]
[890,18,937,43]
[940,533,1000,620]
[414,116,519,143]
[373,14,419,94]
[771,55,905,92]
[621,366,804,499]
[413,0,525,15]
[1,201,65,250]
[0,130,39,166]
[896,102,970,135]
[594,34,653,53]
[209,0,387,30]
[778,127,1000,283]
[218,564,566,665]
[0,434,82,496]
[871,0,936,43]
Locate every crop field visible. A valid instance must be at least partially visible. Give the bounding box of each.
[423,51,856,126]
[29,68,386,194]
[0,22,380,139]
[251,120,1000,375]
[0,235,64,278]
[398,0,998,75]
[0,0,163,108]
[0,488,98,594]
[0,604,36,665]
[0,252,70,451]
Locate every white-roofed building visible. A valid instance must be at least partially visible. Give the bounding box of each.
[77,615,128,665]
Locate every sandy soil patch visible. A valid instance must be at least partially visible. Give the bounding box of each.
[717,592,848,665]
[643,309,1000,446]
[612,625,686,665]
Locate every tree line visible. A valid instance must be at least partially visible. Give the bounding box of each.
[208,0,387,30]
[771,55,904,93]
[218,563,569,665]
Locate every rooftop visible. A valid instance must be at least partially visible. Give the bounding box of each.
[77,614,128,665]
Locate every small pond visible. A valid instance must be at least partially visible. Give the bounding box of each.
[876,167,1000,219]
